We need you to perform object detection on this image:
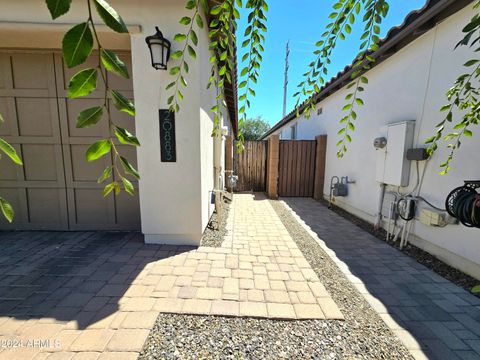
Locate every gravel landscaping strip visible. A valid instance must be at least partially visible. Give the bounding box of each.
[322,199,480,297]
[139,199,412,360]
[201,196,231,247]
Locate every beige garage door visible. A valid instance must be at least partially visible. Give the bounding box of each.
[0,50,140,231]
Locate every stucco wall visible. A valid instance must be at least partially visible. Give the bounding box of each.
[269,6,480,278]
[1,0,225,245]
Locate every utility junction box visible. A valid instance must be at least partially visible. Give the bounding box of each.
[376,121,415,187]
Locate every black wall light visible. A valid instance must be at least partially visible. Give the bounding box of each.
[145,27,171,70]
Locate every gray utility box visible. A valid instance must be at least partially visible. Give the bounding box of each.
[332,183,348,197]
[376,120,415,187]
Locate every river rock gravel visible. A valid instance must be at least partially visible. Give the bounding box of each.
[138,199,412,360]
[201,196,231,247]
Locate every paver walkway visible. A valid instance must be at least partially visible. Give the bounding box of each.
[282,197,480,360]
[149,193,342,321]
[0,193,341,359]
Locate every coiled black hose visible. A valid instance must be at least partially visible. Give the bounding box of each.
[445,185,480,228]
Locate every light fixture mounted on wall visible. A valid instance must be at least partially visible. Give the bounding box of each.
[145,27,171,70]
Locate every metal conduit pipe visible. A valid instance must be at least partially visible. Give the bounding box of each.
[374,183,386,230]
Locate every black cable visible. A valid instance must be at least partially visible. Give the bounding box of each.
[416,196,446,212]
[396,197,416,221]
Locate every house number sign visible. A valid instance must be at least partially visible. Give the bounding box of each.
[159,109,176,162]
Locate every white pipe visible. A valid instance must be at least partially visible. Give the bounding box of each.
[392,226,402,243]
[374,183,386,230]
[212,125,228,228]
[404,220,414,248]
[213,126,226,191]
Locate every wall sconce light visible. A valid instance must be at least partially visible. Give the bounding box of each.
[145,27,171,70]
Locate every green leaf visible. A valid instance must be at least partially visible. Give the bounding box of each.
[174,33,187,42]
[111,90,135,116]
[472,285,480,294]
[180,76,187,87]
[196,14,204,28]
[97,165,113,183]
[62,22,93,68]
[86,139,111,162]
[0,112,3,122]
[170,66,180,75]
[191,30,198,46]
[76,106,104,128]
[120,156,140,179]
[114,126,140,146]
[464,129,473,137]
[0,197,14,223]
[101,49,129,79]
[122,177,134,195]
[170,51,183,60]
[187,45,197,59]
[179,16,191,25]
[103,181,120,197]
[0,138,22,165]
[210,6,221,15]
[93,0,128,33]
[464,59,480,67]
[45,0,72,19]
[68,68,97,98]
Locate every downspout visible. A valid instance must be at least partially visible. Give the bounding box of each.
[213,125,228,228]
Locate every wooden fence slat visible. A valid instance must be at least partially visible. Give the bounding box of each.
[234,139,316,197]
[277,140,316,197]
[234,140,267,192]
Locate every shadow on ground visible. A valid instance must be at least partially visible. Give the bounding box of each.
[282,197,480,360]
[0,231,194,329]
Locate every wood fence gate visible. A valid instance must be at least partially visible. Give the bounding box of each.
[278,140,316,197]
[234,140,267,192]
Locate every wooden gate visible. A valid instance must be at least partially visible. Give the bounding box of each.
[234,141,267,192]
[278,140,316,197]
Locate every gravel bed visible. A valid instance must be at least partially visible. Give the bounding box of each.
[139,199,412,360]
[201,196,231,247]
[321,199,480,297]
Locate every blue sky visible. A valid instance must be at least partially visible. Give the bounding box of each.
[237,0,427,126]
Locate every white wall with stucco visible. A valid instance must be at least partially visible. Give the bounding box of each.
[269,5,480,278]
[0,0,227,245]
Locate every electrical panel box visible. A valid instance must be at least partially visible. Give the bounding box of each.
[375,121,415,187]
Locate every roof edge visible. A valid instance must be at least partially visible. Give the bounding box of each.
[261,0,474,139]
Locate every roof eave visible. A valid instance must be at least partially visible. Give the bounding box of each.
[261,0,474,139]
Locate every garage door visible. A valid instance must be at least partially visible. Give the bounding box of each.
[0,50,140,230]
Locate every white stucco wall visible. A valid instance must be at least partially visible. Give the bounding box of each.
[1,0,227,245]
[269,5,480,278]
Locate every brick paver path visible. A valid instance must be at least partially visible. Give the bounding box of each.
[282,197,480,360]
[151,193,342,320]
[0,194,341,359]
